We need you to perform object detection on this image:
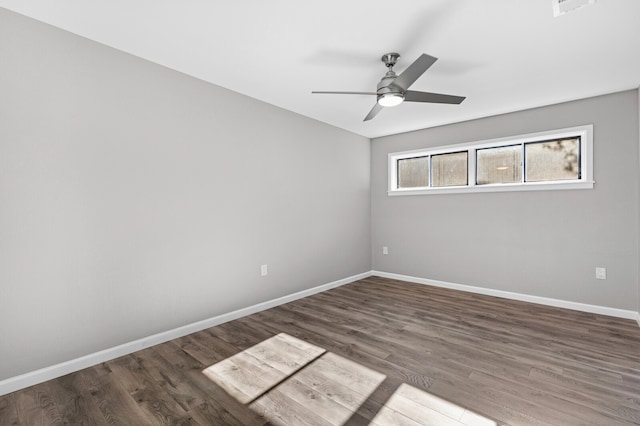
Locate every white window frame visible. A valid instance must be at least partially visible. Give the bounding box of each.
[388,125,594,196]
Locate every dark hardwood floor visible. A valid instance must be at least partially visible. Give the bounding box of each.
[1,276,639,425]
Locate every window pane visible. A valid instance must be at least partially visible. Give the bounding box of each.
[525,138,579,182]
[477,145,522,184]
[398,156,429,188]
[432,151,467,187]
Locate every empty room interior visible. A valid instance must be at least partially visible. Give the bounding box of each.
[1,1,640,425]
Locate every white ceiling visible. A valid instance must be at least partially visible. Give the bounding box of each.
[1,0,639,138]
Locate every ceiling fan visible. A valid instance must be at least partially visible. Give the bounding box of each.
[312,52,465,121]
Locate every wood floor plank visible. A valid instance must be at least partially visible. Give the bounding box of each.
[369,404,425,426]
[107,355,194,425]
[0,393,19,426]
[127,347,208,416]
[12,388,64,426]
[247,309,437,392]
[467,369,631,426]
[395,383,466,421]
[203,353,284,404]
[2,276,640,425]
[243,333,325,374]
[373,387,466,426]
[527,367,640,423]
[459,409,502,426]
[265,377,356,425]
[311,353,386,396]
[173,332,237,366]
[79,364,153,426]
[202,333,325,404]
[427,378,555,426]
[142,342,266,425]
[250,388,333,426]
[293,360,384,421]
[36,372,107,426]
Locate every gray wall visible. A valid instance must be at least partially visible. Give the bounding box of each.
[372,90,639,311]
[0,9,371,380]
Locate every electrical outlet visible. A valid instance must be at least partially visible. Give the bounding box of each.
[261,264,268,276]
[595,267,606,280]
[383,246,389,255]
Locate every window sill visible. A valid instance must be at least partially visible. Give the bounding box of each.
[388,180,595,196]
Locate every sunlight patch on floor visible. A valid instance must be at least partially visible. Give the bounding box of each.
[202,333,326,404]
[370,383,497,426]
[202,333,496,425]
[250,351,386,425]
[202,333,385,425]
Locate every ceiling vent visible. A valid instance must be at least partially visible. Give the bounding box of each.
[552,0,596,17]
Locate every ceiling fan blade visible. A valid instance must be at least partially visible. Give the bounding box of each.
[312,91,377,95]
[364,103,383,121]
[404,90,465,104]
[390,54,438,91]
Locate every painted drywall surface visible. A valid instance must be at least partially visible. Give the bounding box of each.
[0,9,370,380]
[372,90,639,311]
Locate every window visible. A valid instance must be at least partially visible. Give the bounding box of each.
[477,144,522,185]
[432,151,468,187]
[388,125,593,195]
[398,156,429,188]
[525,138,579,182]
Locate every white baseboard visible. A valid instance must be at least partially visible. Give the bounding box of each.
[0,271,370,397]
[371,271,640,321]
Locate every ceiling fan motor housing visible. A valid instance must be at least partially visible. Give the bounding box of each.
[377,71,401,94]
[376,71,404,106]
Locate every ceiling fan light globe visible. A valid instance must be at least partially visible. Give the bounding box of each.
[378,93,404,107]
